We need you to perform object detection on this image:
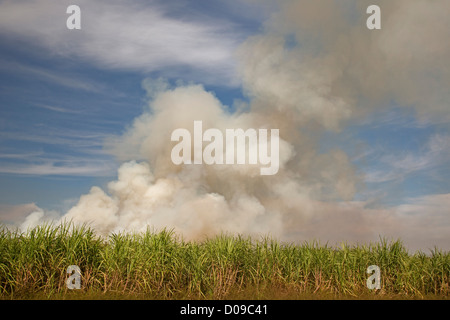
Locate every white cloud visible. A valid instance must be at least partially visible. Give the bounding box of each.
[2,129,111,149]
[0,61,105,92]
[0,0,243,86]
[0,128,118,177]
[0,119,119,177]
[0,151,45,160]
[364,134,450,184]
[0,160,116,177]
[34,104,82,114]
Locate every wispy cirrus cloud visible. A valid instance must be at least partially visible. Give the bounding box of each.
[0,128,112,148]
[0,160,116,177]
[0,60,105,93]
[0,151,45,160]
[0,128,117,177]
[33,103,83,114]
[0,0,247,86]
[364,134,450,184]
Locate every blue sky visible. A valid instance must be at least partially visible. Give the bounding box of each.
[0,0,449,251]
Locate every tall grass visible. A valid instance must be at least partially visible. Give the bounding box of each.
[0,223,448,299]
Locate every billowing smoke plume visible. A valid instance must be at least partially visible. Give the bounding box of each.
[21,0,450,249]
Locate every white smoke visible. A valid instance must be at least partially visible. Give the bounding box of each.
[60,83,298,240]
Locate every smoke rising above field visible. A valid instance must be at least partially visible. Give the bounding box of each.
[20,0,450,250]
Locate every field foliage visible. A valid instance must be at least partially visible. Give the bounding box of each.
[0,223,448,299]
